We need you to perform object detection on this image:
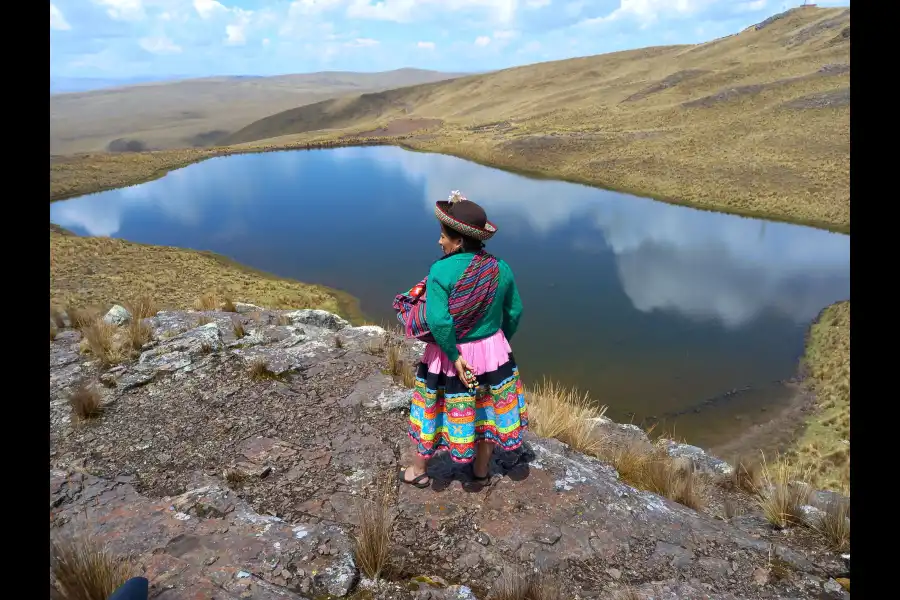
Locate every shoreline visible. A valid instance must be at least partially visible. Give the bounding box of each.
[49,227,366,325]
[50,134,850,234]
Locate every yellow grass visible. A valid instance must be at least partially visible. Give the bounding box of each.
[813,497,850,552]
[51,7,850,231]
[787,301,850,493]
[756,455,811,529]
[68,382,103,421]
[492,568,561,600]
[51,535,135,600]
[81,319,127,367]
[527,379,607,455]
[527,379,707,510]
[50,231,361,321]
[353,474,396,580]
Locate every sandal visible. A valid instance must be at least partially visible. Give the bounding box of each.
[470,466,493,486]
[398,467,431,489]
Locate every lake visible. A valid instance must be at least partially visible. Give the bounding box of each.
[50,147,850,449]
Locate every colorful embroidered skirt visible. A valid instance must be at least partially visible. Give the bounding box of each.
[408,329,528,463]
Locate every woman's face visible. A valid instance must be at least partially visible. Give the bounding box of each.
[438,228,462,255]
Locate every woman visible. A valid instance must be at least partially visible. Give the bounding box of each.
[398,191,527,488]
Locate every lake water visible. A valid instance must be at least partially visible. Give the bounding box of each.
[50,147,850,449]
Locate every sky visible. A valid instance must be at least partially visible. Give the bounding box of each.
[49,0,851,81]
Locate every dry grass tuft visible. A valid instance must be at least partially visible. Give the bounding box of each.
[353,474,396,580]
[224,468,247,488]
[51,534,135,600]
[757,456,811,529]
[124,320,153,352]
[121,295,157,352]
[51,307,67,328]
[384,339,416,388]
[124,294,158,321]
[276,313,292,326]
[221,297,237,312]
[491,568,561,600]
[813,498,850,552]
[194,292,219,311]
[248,358,281,381]
[66,305,97,330]
[643,454,707,511]
[527,379,607,456]
[68,382,103,421]
[605,446,707,511]
[731,454,765,494]
[51,322,59,341]
[81,319,126,366]
[196,315,214,326]
[334,335,344,349]
[723,497,739,520]
[231,316,246,339]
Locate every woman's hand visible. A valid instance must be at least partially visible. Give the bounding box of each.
[454,356,478,389]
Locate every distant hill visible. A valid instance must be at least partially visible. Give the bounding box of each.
[223,7,849,230]
[228,8,849,147]
[49,69,467,155]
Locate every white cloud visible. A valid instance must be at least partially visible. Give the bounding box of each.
[50,3,71,31]
[290,0,345,16]
[193,0,227,19]
[262,37,271,46]
[417,41,436,50]
[139,35,182,54]
[735,0,767,12]
[493,29,518,40]
[526,0,552,7]
[345,37,380,47]
[93,0,145,22]
[583,0,720,26]
[225,23,246,45]
[475,35,491,46]
[347,0,519,24]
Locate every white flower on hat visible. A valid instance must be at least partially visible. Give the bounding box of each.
[448,190,467,203]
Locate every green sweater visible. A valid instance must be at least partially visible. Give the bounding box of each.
[422,251,523,362]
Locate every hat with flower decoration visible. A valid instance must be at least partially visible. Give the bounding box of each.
[434,191,498,241]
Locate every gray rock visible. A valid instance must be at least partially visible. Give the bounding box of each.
[799,504,826,525]
[823,578,850,599]
[139,323,223,370]
[315,550,358,597]
[103,305,132,326]
[699,557,730,577]
[284,309,349,332]
[661,439,734,475]
[533,524,562,545]
[234,302,264,314]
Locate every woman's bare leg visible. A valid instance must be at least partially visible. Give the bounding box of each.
[473,441,493,479]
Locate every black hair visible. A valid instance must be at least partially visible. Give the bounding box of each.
[441,223,485,252]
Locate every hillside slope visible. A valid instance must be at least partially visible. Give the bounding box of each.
[226,7,850,230]
[49,69,465,155]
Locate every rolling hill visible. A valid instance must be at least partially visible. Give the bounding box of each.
[223,6,849,230]
[49,68,466,155]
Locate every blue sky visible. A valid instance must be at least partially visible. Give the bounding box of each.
[49,0,851,79]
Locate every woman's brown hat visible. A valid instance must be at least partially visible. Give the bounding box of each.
[434,191,498,241]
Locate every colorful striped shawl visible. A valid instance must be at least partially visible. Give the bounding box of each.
[393,251,500,343]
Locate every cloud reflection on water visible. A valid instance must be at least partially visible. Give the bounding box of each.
[340,146,850,329]
[51,147,850,331]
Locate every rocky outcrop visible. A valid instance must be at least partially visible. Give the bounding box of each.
[49,307,850,599]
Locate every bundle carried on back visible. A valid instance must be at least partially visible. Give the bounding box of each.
[392,250,500,343]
